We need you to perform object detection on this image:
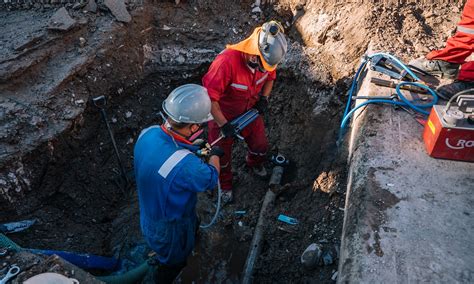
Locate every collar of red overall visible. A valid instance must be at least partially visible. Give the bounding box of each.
[160,124,193,145]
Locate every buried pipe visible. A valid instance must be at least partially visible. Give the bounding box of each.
[242,154,288,284]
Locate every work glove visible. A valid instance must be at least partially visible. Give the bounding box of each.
[209,146,225,158]
[221,122,238,138]
[254,96,269,114]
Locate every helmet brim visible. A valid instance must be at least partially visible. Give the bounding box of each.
[226,27,279,72]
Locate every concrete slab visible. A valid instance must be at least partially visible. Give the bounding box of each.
[338,68,474,283]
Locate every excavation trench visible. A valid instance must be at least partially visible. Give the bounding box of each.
[2,60,348,282]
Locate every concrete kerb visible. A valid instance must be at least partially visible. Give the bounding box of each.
[338,64,474,282]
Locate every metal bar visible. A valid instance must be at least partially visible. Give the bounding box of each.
[370,77,428,93]
[100,109,129,189]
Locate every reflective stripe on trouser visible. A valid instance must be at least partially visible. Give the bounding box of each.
[427,0,474,64]
[208,116,269,191]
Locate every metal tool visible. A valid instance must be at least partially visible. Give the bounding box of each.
[0,248,8,256]
[197,109,260,156]
[93,96,129,191]
[0,265,20,284]
[212,108,260,145]
[369,54,415,81]
[352,95,397,100]
[0,219,36,234]
[370,77,427,93]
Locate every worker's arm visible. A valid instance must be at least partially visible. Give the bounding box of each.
[261,80,274,98]
[203,55,232,127]
[208,156,220,175]
[179,157,219,193]
[211,101,228,127]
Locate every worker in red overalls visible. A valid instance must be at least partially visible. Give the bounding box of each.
[410,0,474,98]
[202,21,288,203]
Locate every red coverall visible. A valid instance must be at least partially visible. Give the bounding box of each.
[202,49,276,191]
[427,0,474,81]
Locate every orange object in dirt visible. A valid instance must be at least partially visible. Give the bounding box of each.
[423,105,474,162]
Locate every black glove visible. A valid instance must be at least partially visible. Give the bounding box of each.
[221,122,238,138]
[254,96,269,114]
[209,146,225,158]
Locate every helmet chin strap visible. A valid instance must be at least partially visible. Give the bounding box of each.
[189,128,204,141]
[164,120,203,142]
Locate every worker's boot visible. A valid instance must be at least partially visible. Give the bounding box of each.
[409,57,460,79]
[436,80,474,100]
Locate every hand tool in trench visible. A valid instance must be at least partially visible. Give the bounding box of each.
[369,54,416,81]
[197,109,260,156]
[242,153,289,284]
[0,219,36,234]
[370,77,428,94]
[0,265,20,284]
[93,96,129,193]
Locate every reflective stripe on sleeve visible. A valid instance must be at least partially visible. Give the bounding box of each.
[230,83,249,90]
[158,149,191,178]
[256,73,269,85]
[457,25,474,34]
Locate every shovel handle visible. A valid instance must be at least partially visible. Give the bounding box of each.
[93,96,107,108]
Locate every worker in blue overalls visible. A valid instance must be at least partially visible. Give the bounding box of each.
[134,84,223,283]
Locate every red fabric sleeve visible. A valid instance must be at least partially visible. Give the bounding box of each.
[202,55,232,102]
[267,69,277,81]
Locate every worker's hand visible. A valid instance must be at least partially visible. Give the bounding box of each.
[192,139,207,148]
[254,96,269,114]
[221,122,238,138]
[209,146,225,158]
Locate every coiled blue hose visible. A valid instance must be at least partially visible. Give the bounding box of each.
[340,52,438,131]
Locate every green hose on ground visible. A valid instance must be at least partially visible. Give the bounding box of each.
[97,261,151,284]
[0,233,22,251]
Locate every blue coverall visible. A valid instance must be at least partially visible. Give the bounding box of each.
[134,125,219,266]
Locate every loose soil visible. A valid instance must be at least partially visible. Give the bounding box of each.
[0,0,464,283]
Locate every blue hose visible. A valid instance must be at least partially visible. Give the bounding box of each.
[340,52,438,131]
[28,249,122,271]
[200,181,222,229]
[395,82,438,115]
[342,58,368,125]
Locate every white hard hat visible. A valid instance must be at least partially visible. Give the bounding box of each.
[258,21,288,69]
[162,84,213,124]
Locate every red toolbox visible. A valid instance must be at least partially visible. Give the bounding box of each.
[423,95,474,162]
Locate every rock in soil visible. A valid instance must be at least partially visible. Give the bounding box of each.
[104,0,131,23]
[301,243,322,269]
[84,0,97,13]
[47,7,76,31]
